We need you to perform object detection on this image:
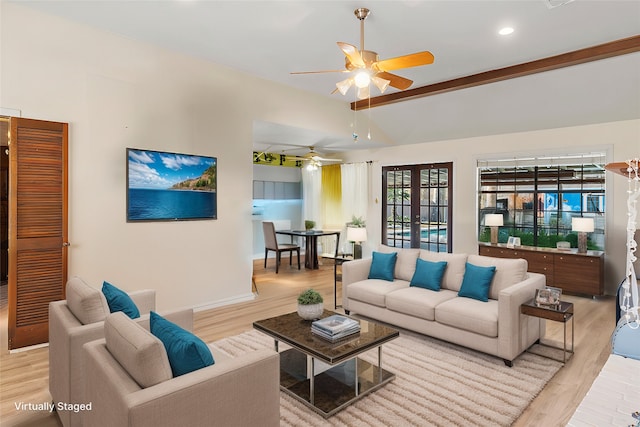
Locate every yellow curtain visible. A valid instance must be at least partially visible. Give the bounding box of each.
[321,164,342,229]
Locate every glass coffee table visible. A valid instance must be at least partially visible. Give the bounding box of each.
[253,310,399,418]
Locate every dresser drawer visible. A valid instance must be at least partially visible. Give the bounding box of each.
[554,254,603,295]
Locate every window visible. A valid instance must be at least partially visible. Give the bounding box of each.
[478,153,605,250]
[383,163,452,251]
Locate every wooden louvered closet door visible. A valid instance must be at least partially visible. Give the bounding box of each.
[8,118,68,349]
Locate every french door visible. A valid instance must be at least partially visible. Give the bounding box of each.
[382,163,452,252]
[8,117,68,349]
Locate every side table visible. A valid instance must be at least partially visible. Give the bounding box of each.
[521,299,574,363]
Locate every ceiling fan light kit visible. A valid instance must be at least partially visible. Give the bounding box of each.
[293,7,434,100]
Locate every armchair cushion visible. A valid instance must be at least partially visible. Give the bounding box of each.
[104,312,172,388]
[150,311,214,377]
[66,276,110,325]
[102,281,140,319]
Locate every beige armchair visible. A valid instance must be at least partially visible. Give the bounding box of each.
[49,277,192,427]
[81,312,280,427]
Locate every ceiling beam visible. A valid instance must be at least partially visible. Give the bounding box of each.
[351,35,640,111]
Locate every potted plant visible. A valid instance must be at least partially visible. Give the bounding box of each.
[297,288,324,320]
[304,220,316,231]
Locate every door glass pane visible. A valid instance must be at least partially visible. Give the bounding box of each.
[384,164,452,251]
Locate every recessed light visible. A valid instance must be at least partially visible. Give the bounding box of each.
[499,27,514,36]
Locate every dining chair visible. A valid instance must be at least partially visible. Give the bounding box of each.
[262,221,300,273]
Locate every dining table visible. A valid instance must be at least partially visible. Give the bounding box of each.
[276,229,340,269]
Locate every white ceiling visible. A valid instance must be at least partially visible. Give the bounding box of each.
[15,0,640,156]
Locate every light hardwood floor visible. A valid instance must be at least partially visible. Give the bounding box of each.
[0,258,615,427]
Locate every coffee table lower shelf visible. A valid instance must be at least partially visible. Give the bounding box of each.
[279,348,395,418]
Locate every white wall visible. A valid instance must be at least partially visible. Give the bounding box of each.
[338,120,640,295]
[0,3,360,311]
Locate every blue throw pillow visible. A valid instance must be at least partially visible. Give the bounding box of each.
[102,281,140,319]
[150,311,214,377]
[410,259,448,291]
[368,251,398,281]
[458,263,496,302]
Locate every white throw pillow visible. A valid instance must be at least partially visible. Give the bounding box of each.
[66,277,110,325]
[104,312,173,388]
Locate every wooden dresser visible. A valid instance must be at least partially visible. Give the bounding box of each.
[478,243,604,296]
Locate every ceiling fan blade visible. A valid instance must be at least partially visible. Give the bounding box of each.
[291,69,348,74]
[373,51,434,72]
[337,42,365,68]
[376,72,413,90]
[313,156,343,162]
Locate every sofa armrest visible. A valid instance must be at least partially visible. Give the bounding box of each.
[83,341,280,427]
[342,258,372,286]
[342,258,372,312]
[128,289,156,314]
[497,272,546,361]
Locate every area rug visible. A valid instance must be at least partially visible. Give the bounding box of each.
[214,330,562,427]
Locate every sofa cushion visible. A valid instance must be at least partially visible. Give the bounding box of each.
[347,279,409,307]
[104,312,173,388]
[419,251,468,292]
[102,281,140,319]
[368,251,398,281]
[66,277,110,325]
[410,259,448,291]
[378,245,420,281]
[150,311,215,377]
[467,255,528,300]
[458,263,496,302]
[386,288,457,321]
[435,297,499,338]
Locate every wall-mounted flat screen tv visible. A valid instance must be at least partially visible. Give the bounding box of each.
[127,148,217,222]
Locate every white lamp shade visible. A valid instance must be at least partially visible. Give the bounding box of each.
[336,78,353,95]
[356,85,370,100]
[572,217,594,232]
[371,76,391,94]
[485,214,504,227]
[347,227,367,242]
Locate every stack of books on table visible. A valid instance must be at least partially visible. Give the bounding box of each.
[311,315,360,342]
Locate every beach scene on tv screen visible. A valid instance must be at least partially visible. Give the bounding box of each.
[127,149,217,221]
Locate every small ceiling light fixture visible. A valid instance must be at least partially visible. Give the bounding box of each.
[498,27,514,36]
[354,70,371,88]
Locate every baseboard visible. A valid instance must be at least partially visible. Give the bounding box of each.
[193,292,256,312]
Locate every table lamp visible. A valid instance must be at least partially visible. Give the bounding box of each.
[572,217,594,254]
[347,227,367,259]
[485,214,503,244]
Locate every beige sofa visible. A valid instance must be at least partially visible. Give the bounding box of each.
[81,312,280,427]
[49,277,193,427]
[343,246,545,366]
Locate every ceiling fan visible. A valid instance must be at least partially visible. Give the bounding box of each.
[286,147,343,169]
[292,8,434,99]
